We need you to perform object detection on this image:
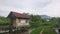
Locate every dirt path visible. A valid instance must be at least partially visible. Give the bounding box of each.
[40,29,44,34]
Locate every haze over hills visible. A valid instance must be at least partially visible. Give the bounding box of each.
[40,15,52,19]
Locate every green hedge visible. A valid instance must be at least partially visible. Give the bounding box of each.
[0,22,9,26]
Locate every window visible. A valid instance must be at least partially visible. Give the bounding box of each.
[20,19,28,23]
[20,19,26,23]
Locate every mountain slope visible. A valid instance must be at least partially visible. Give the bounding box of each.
[40,15,52,19]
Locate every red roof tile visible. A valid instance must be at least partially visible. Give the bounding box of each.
[7,11,30,19]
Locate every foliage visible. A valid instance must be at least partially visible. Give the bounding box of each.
[30,27,42,34]
[30,15,58,28]
[30,15,42,28]
[30,15,59,34]
[0,16,9,26]
[0,15,59,34]
[0,22,9,26]
[30,27,57,34]
[43,28,57,34]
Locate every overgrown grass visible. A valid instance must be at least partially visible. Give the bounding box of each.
[30,27,57,34]
[30,22,58,34]
[30,27,42,34]
[43,28,57,34]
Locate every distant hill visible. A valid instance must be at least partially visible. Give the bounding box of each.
[40,15,52,19]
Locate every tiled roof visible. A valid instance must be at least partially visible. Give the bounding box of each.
[7,11,30,19]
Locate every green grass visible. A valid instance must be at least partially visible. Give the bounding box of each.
[43,28,57,34]
[30,22,58,34]
[30,27,57,34]
[30,27,42,34]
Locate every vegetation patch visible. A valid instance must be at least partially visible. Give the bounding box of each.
[30,27,57,34]
[0,16,9,26]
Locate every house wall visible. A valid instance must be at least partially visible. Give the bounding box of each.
[16,18,20,23]
[16,18,20,26]
[15,18,30,27]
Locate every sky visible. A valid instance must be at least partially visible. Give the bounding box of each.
[0,0,60,17]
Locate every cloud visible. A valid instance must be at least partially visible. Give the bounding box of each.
[0,0,51,17]
[0,0,60,17]
[41,0,60,17]
[0,0,50,9]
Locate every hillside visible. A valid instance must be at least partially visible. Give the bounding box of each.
[40,15,52,19]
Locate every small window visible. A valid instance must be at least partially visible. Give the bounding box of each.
[20,19,26,23]
[20,19,28,23]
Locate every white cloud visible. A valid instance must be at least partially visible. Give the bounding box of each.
[0,0,60,17]
[41,0,60,17]
[0,0,50,17]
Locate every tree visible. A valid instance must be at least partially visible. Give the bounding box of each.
[30,15,42,28]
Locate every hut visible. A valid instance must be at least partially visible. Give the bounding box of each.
[7,11,30,32]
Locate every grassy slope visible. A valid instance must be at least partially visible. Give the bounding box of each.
[30,27,57,34]
[30,22,57,34]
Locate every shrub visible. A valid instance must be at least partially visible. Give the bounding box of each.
[0,22,9,26]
